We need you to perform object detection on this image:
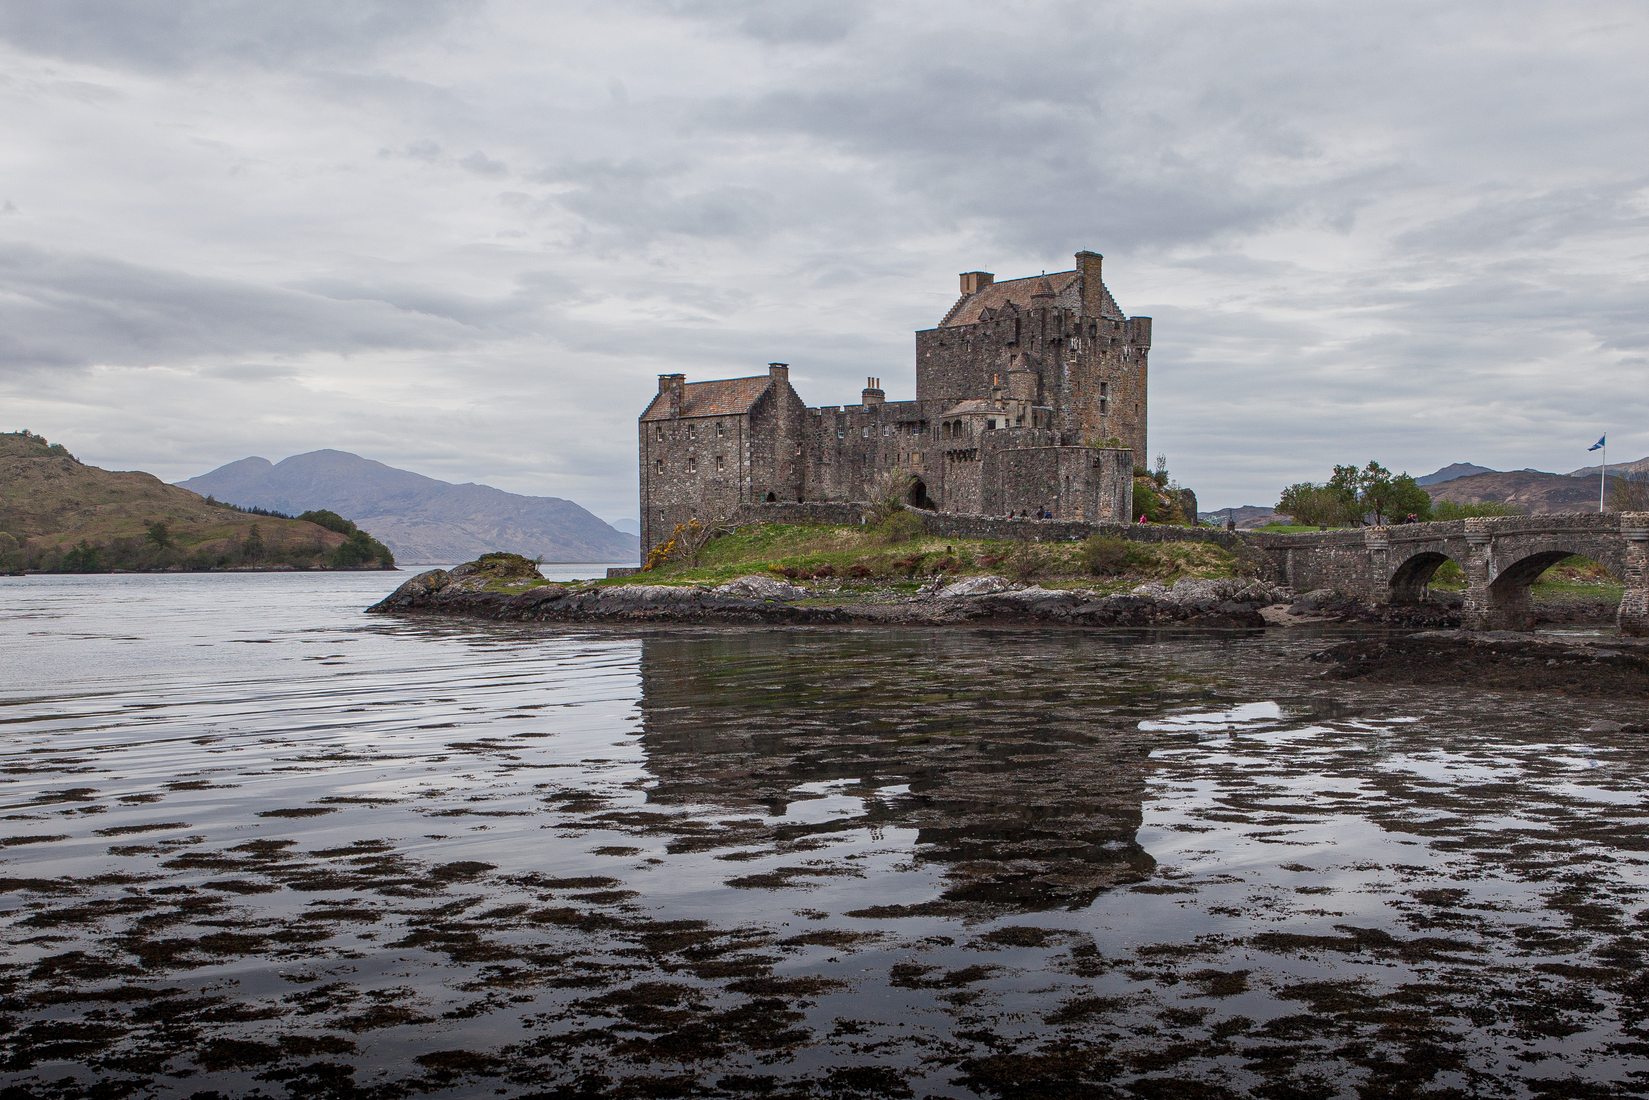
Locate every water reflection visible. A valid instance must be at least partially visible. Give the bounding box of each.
[636,631,1161,910]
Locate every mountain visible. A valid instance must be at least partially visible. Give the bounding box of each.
[1425,469,1605,514]
[1197,505,1285,529]
[1416,462,1497,487]
[178,450,637,564]
[0,431,391,572]
[1569,455,1649,480]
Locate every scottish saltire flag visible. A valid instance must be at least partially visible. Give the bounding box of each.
[1589,435,1606,451]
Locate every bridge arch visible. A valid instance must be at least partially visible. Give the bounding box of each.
[1479,548,1624,630]
[1389,550,1460,605]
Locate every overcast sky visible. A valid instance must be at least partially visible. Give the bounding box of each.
[3,1,1646,519]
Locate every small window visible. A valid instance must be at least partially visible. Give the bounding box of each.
[655,426,663,442]
[986,420,996,430]
[716,422,725,438]
[655,458,663,473]
[687,456,696,473]
[715,455,724,472]
[688,424,696,440]
[795,443,803,456]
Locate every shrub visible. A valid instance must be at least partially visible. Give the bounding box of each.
[1003,540,1045,582]
[872,510,924,546]
[1080,535,1140,576]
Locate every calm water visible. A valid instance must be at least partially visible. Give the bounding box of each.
[1,571,1646,1098]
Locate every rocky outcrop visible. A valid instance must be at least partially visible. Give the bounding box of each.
[368,566,1295,629]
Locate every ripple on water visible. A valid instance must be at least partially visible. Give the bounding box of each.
[1,574,1647,1096]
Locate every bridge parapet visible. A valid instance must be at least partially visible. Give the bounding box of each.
[1621,512,1649,637]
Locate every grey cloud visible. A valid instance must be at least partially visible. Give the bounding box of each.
[650,0,871,44]
[0,244,481,371]
[0,0,466,72]
[459,150,508,177]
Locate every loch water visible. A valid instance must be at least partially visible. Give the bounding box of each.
[1,571,1646,1098]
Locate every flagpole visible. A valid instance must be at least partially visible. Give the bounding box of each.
[1600,440,1607,513]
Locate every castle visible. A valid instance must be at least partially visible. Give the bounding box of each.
[638,250,1152,551]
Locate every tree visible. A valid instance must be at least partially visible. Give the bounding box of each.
[1277,482,1352,526]
[1384,473,1432,523]
[241,524,266,562]
[1280,460,1429,526]
[1611,474,1649,512]
[144,520,173,549]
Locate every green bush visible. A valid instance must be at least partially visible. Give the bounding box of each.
[298,509,357,535]
[1080,535,1142,576]
[872,510,924,546]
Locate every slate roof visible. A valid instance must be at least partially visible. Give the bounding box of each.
[640,375,773,421]
[939,268,1124,327]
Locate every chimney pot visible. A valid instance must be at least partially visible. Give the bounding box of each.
[768,362,789,383]
[959,270,996,295]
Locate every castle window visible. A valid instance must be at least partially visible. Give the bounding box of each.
[715,455,724,472]
[688,424,697,440]
[986,420,996,430]
[687,456,696,473]
[716,422,725,438]
[795,443,803,456]
[655,458,663,473]
[655,426,663,442]
[862,427,869,439]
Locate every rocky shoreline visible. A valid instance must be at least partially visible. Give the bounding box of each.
[367,560,1471,630]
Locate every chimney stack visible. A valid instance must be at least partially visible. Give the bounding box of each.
[658,373,685,416]
[1076,251,1104,318]
[959,270,995,295]
[768,362,789,383]
[861,376,884,406]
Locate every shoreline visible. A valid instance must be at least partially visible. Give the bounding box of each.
[367,562,1618,633]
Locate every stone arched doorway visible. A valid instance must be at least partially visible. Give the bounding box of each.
[906,478,936,511]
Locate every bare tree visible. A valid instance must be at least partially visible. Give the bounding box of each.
[1609,474,1649,512]
[866,468,916,524]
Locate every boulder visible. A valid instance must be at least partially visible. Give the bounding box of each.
[713,575,810,601]
[936,575,1017,598]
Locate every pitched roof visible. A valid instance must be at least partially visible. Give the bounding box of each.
[641,375,772,421]
[939,268,1124,327]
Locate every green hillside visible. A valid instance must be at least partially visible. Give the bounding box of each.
[0,431,393,573]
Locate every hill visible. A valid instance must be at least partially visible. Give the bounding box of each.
[1570,455,1649,480]
[0,431,393,572]
[178,450,637,564]
[1197,505,1285,529]
[1416,462,1497,487]
[1425,469,1606,514]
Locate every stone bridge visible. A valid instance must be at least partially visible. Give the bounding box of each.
[1251,512,1649,635]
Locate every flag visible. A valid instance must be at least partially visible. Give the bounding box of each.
[1589,435,1606,451]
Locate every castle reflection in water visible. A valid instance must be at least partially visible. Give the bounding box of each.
[629,629,1173,912]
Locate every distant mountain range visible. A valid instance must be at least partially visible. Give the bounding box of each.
[1207,456,1649,525]
[1,432,390,572]
[179,450,637,564]
[1417,457,1647,514]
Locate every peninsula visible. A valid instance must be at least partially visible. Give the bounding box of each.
[0,430,394,573]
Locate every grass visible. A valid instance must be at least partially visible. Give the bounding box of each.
[593,522,1253,590]
[1428,557,1624,602]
